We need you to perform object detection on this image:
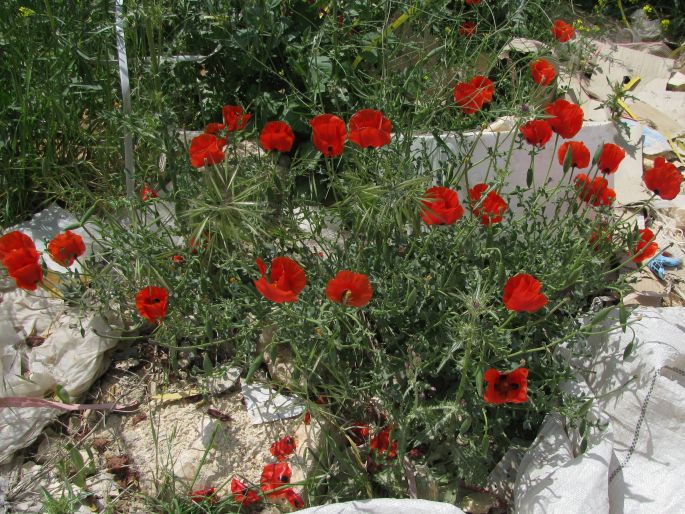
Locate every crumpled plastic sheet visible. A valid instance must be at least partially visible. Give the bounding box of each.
[299,498,465,514]
[1,205,120,464]
[0,288,120,464]
[514,307,685,513]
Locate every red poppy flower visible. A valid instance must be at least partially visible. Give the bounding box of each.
[188,232,209,254]
[259,121,295,153]
[459,21,477,37]
[140,184,158,201]
[190,487,218,504]
[134,286,169,323]
[530,59,556,86]
[171,254,184,264]
[370,426,398,459]
[552,20,575,42]
[189,133,226,168]
[325,270,373,307]
[503,273,548,313]
[0,231,35,262]
[270,436,297,461]
[632,228,659,263]
[310,114,347,157]
[204,122,226,135]
[231,478,260,506]
[47,230,86,267]
[261,462,292,495]
[348,422,370,446]
[519,120,553,148]
[420,186,465,225]
[596,143,626,175]
[348,109,392,149]
[454,76,495,115]
[284,489,305,509]
[222,105,251,132]
[557,141,590,169]
[643,157,683,200]
[3,247,42,291]
[304,411,311,425]
[254,257,306,303]
[465,0,481,4]
[484,368,528,404]
[574,173,616,207]
[544,99,583,139]
[589,230,612,252]
[469,183,507,225]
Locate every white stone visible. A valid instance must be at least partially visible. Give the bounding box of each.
[203,366,241,395]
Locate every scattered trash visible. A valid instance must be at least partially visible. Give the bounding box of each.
[515,308,685,513]
[0,287,121,464]
[667,71,685,92]
[647,253,682,280]
[624,119,671,156]
[241,384,305,425]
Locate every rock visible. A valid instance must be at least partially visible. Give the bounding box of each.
[172,447,207,483]
[86,471,118,500]
[34,431,60,464]
[460,491,499,514]
[258,325,298,386]
[203,366,241,395]
[289,418,323,503]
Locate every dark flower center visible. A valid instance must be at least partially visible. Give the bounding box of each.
[494,375,519,396]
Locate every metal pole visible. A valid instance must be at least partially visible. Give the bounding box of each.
[114,0,135,199]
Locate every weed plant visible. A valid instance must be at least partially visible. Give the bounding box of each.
[1,0,655,510]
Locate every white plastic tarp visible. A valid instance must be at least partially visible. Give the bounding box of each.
[514,307,685,513]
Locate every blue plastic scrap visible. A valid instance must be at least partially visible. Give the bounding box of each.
[647,254,682,280]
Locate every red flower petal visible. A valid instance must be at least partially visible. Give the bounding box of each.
[231,477,261,505]
[134,286,169,323]
[261,462,292,495]
[520,120,553,148]
[0,231,35,262]
[270,436,297,461]
[632,228,659,263]
[325,271,373,307]
[348,109,392,149]
[260,121,295,153]
[47,230,86,267]
[469,183,507,225]
[597,143,626,175]
[459,21,477,37]
[545,99,583,139]
[222,105,251,132]
[643,157,683,200]
[189,134,226,168]
[420,186,465,225]
[557,141,590,169]
[530,59,556,86]
[484,367,529,404]
[552,20,575,42]
[503,274,548,313]
[254,257,306,303]
[311,114,348,157]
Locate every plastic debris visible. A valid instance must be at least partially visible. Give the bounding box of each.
[647,253,682,280]
[241,384,305,425]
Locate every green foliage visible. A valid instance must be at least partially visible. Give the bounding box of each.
[4,0,644,507]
